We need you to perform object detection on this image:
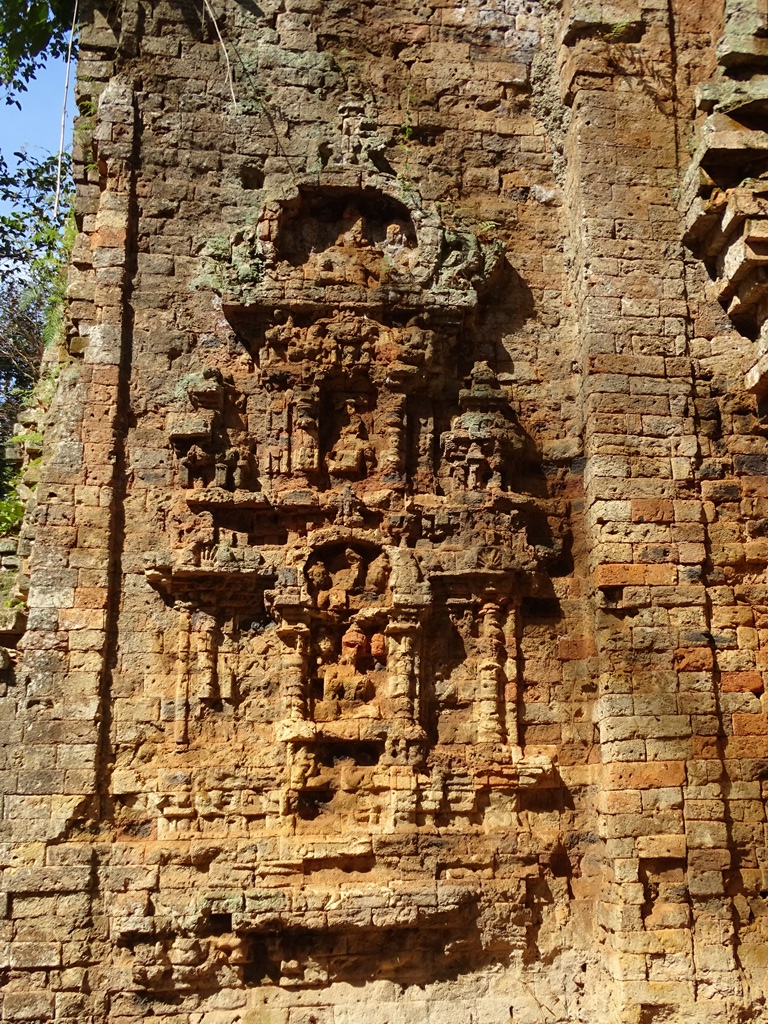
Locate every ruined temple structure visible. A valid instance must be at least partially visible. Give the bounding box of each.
[10,0,768,1021]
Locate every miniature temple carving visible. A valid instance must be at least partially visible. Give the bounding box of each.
[145,181,557,803]
[132,177,566,999]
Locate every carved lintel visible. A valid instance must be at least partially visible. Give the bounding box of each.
[276,719,317,743]
[168,411,216,443]
[469,745,557,791]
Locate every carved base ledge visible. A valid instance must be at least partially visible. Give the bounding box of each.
[466,744,558,791]
[276,718,427,745]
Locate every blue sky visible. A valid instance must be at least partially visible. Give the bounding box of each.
[0,55,76,216]
[1,55,75,161]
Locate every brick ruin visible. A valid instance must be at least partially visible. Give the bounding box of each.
[6,0,768,1021]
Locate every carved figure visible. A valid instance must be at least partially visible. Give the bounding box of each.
[172,507,215,564]
[179,445,215,489]
[335,485,365,527]
[324,624,376,705]
[233,448,253,490]
[291,394,320,477]
[326,400,375,479]
[214,449,237,490]
[440,363,525,493]
[263,312,293,364]
[266,404,290,479]
[401,318,437,367]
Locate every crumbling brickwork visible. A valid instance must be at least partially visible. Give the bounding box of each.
[4,0,768,1021]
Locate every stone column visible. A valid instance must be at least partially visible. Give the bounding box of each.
[379,389,406,482]
[385,617,419,722]
[475,601,506,745]
[191,610,218,701]
[174,605,192,747]
[559,2,726,1018]
[276,619,310,721]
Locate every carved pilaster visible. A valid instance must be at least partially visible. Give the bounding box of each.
[191,611,218,700]
[277,619,311,721]
[380,389,406,482]
[385,617,420,722]
[475,601,506,745]
[174,605,192,747]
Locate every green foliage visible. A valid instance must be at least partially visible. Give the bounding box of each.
[0,1,74,543]
[8,431,42,447]
[597,19,642,44]
[0,0,73,103]
[0,155,72,511]
[0,460,24,536]
[0,284,45,429]
[0,489,24,536]
[0,144,73,452]
[0,148,72,268]
[0,241,69,493]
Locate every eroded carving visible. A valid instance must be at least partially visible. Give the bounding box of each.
[135,180,566,996]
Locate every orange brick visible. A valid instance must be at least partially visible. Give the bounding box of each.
[721,671,764,694]
[73,588,109,610]
[631,500,674,523]
[724,736,768,758]
[558,636,598,660]
[58,608,106,631]
[588,354,666,377]
[688,849,730,871]
[91,366,121,386]
[692,736,722,759]
[732,714,768,736]
[594,563,646,587]
[674,648,714,671]
[644,564,677,585]
[635,834,687,858]
[605,761,686,790]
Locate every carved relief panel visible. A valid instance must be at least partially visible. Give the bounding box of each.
[141,177,566,865]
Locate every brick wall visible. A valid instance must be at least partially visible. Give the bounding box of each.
[2,2,767,1022]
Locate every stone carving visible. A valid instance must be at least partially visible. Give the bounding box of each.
[325,398,376,480]
[146,186,557,818]
[125,177,568,1011]
[13,6,768,1022]
[684,0,768,394]
[440,362,527,494]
